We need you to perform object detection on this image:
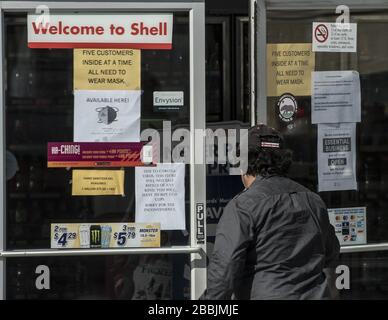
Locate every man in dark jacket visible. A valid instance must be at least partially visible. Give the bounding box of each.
[203,124,340,300]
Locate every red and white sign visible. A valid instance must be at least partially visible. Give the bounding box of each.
[314,24,329,43]
[28,14,173,49]
[312,22,357,53]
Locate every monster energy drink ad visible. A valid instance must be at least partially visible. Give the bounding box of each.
[90,225,102,248]
[74,90,141,142]
[51,222,160,249]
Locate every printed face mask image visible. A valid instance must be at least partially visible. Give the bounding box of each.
[95,106,119,124]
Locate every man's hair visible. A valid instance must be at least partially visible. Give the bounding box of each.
[245,124,292,177]
[246,147,293,177]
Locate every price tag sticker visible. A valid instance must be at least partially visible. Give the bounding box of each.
[51,224,79,248]
[51,222,160,249]
[113,224,137,247]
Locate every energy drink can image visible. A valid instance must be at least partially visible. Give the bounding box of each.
[101,225,112,248]
[79,224,90,248]
[90,225,102,248]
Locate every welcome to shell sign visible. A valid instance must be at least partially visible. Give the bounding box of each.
[27,13,173,49]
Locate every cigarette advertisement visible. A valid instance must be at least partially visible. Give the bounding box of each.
[51,222,160,249]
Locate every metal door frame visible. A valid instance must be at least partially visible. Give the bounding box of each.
[206,16,231,122]
[250,0,388,254]
[0,0,206,300]
[236,16,249,123]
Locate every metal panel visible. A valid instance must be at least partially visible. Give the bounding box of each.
[0,6,5,301]
[252,0,267,125]
[0,246,201,257]
[190,2,207,300]
[1,1,199,10]
[340,243,388,254]
[236,16,249,123]
[265,0,388,10]
[206,16,231,122]
[249,0,256,125]
[3,0,203,2]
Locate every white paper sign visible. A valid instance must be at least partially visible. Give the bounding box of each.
[318,123,357,192]
[135,163,186,230]
[74,90,141,142]
[28,14,173,49]
[312,22,357,52]
[312,71,361,124]
[328,207,367,246]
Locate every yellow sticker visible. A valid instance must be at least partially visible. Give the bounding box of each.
[74,48,141,90]
[267,43,315,97]
[72,170,125,196]
[51,223,161,248]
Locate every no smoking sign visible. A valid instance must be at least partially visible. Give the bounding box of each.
[314,24,329,43]
[312,22,357,52]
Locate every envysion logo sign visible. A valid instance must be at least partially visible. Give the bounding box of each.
[153,91,184,111]
[153,91,184,106]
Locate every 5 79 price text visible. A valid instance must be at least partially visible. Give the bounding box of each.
[113,225,136,246]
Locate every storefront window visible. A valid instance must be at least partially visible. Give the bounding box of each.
[266,6,388,299]
[339,251,388,299]
[5,13,191,250]
[6,254,190,300]
[267,9,388,244]
[1,3,207,300]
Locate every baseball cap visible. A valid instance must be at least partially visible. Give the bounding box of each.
[248,124,284,151]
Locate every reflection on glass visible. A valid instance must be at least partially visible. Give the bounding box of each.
[267,10,388,244]
[267,9,388,299]
[6,255,190,300]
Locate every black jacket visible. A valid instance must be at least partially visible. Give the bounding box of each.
[203,175,340,300]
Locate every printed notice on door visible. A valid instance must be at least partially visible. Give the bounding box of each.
[318,123,357,192]
[267,43,315,97]
[74,49,140,90]
[312,71,361,124]
[135,163,186,230]
[313,22,357,53]
[74,90,141,142]
[328,207,367,246]
[72,169,125,196]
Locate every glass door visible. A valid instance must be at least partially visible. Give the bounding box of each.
[0,1,206,300]
[254,0,388,299]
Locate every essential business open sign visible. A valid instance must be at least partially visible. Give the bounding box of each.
[27,13,173,49]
